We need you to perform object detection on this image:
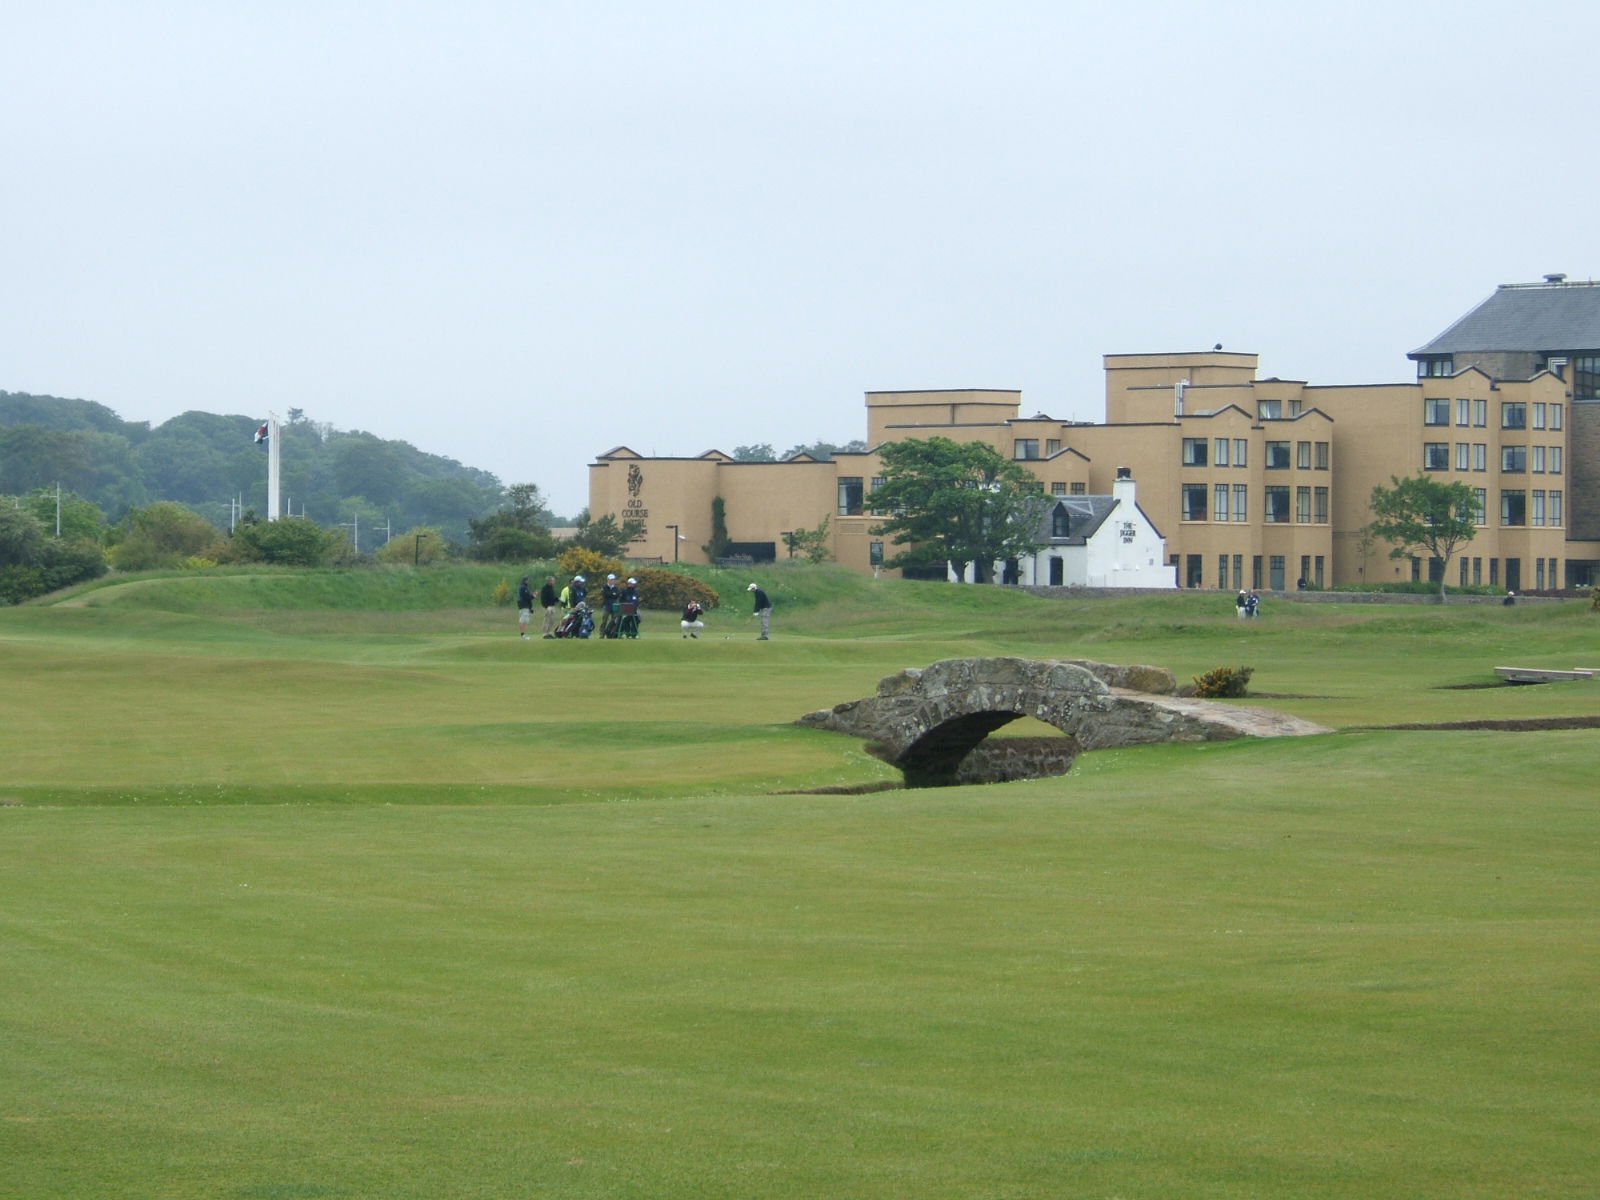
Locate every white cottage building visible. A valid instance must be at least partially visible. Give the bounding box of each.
[985,469,1175,589]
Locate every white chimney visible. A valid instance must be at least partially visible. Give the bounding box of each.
[1113,466,1136,507]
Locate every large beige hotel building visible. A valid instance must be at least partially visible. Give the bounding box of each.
[589,277,1600,592]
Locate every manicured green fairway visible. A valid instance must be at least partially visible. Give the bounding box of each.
[3,570,1597,1198]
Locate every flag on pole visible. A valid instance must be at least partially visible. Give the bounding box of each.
[254,423,269,445]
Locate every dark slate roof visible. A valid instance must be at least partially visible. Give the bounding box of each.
[1410,279,1600,356]
[1030,495,1119,545]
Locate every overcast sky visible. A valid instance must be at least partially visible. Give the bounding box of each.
[4,0,1596,517]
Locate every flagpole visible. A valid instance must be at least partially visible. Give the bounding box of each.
[267,412,281,521]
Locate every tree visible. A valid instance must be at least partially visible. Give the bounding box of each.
[224,515,341,566]
[781,439,868,462]
[704,496,730,560]
[107,501,222,570]
[567,510,644,559]
[782,515,832,564]
[466,482,556,562]
[0,502,106,603]
[375,525,449,565]
[869,437,1042,582]
[1367,474,1478,601]
[22,488,104,543]
[732,444,776,462]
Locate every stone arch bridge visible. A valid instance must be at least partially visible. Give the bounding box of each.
[795,657,1327,787]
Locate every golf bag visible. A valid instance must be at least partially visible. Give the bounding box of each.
[554,602,594,639]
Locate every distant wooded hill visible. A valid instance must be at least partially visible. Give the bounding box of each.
[0,391,510,540]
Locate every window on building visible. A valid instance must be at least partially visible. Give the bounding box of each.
[1532,490,1546,526]
[1460,556,1469,587]
[1252,555,1263,588]
[1297,440,1312,468]
[1501,402,1526,430]
[1472,488,1487,525]
[1418,357,1453,377]
[1051,507,1071,538]
[1423,442,1449,471]
[1259,399,1282,420]
[1233,483,1248,522]
[1549,490,1562,525]
[1045,438,1060,456]
[1574,355,1600,401]
[1537,558,1545,590]
[1314,555,1325,587]
[1550,403,1563,430]
[1500,489,1526,526]
[1214,483,1230,522]
[1502,445,1526,473]
[1300,554,1311,584]
[1014,439,1039,460]
[1181,483,1208,521]
[1314,486,1329,523]
[837,477,863,516]
[1050,481,1066,495]
[1264,486,1290,523]
[1315,441,1329,469]
[1473,443,1487,471]
[1218,555,1230,590]
[1456,397,1471,426]
[1181,438,1208,466]
[1424,397,1450,425]
[1233,439,1248,466]
[1532,446,1545,473]
[1532,403,1546,429]
[1233,554,1243,588]
[869,541,884,565]
[1070,482,1086,495]
[1455,442,1470,471]
[1269,555,1286,589]
[1473,399,1487,427]
[1549,446,1562,474]
[1295,486,1311,523]
[1472,557,1482,585]
[1214,437,1230,466]
[1266,441,1291,469]
[1411,556,1421,582]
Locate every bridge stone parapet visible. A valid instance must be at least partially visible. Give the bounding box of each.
[796,656,1328,787]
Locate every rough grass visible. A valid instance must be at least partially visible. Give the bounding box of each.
[2,570,1598,1198]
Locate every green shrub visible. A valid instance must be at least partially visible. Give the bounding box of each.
[632,567,720,611]
[1193,665,1253,698]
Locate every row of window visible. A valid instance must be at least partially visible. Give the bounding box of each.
[1422,443,1563,473]
[1186,554,1324,591]
[1494,489,1562,527]
[1423,397,1564,430]
[1444,556,1562,590]
[1204,552,1563,592]
[1182,438,1331,469]
[1181,484,1331,524]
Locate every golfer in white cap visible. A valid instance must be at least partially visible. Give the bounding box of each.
[747,582,772,640]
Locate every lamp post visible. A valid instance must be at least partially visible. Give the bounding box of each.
[666,524,680,563]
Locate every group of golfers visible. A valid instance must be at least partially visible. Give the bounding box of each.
[516,574,774,640]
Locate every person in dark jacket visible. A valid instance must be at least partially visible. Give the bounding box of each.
[620,577,642,638]
[748,582,772,640]
[516,576,535,639]
[538,575,560,638]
